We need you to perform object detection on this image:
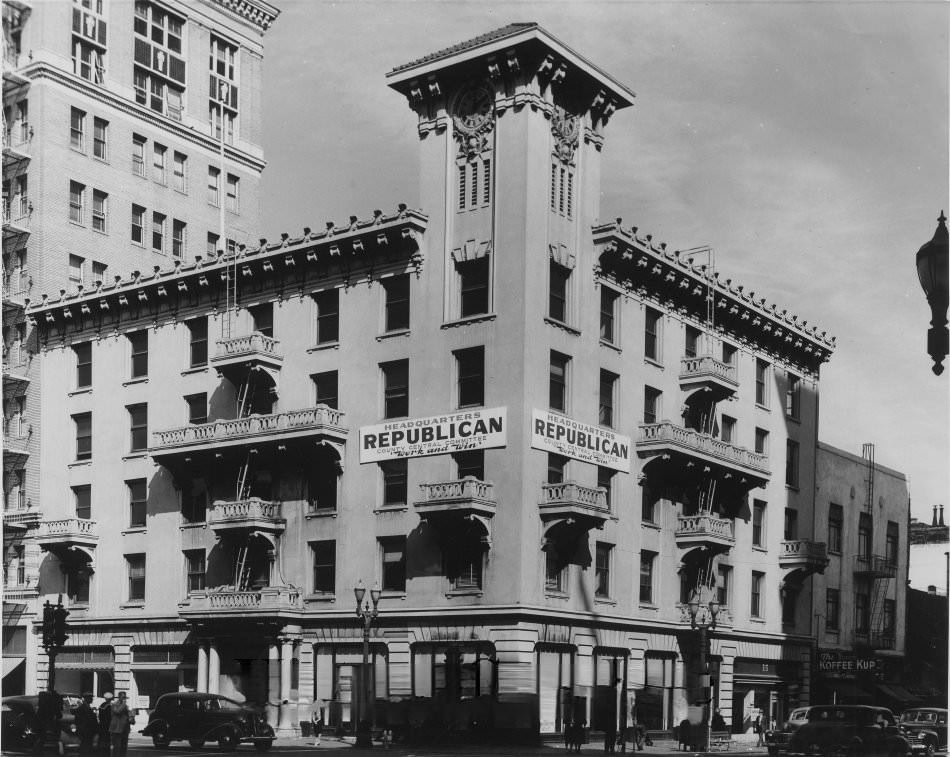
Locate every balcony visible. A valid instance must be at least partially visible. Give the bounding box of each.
[151,406,348,466]
[3,196,32,237]
[779,539,829,575]
[36,518,98,554]
[208,498,285,535]
[415,478,497,521]
[179,585,302,620]
[674,513,735,554]
[3,430,29,469]
[2,125,32,166]
[853,554,897,578]
[2,360,30,393]
[3,502,39,530]
[2,277,29,316]
[636,421,770,487]
[2,48,30,85]
[679,355,738,401]
[211,332,283,385]
[539,481,609,531]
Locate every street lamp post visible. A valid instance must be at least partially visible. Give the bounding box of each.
[915,211,949,375]
[687,592,721,752]
[354,579,381,748]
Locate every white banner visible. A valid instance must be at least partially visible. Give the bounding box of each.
[359,407,507,463]
[531,409,631,473]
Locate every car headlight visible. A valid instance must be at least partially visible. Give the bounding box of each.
[69,724,78,733]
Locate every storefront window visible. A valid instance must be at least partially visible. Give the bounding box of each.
[537,645,576,734]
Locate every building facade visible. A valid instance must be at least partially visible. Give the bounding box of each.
[811,442,911,710]
[2,0,279,696]
[22,23,840,739]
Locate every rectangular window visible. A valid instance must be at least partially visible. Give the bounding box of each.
[755,359,770,407]
[383,275,410,332]
[69,180,85,224]
[600,288,618,344]
[152,143,166,183]
[717,564,732,607]
[722,342,737,366]
[644,307,661,361]
[68,254,85,285]
[597,466,614,510]
[226,173,239,212]
[70,107,85,151]
[882,599,896,634]
[456,346,484,408]
[207,166,220,205]
[545,548,567,593]
[173,151,187,191]
[639,551,656,604]
[455,449,484,480]
[128,403,148,452]
[786,373,801,420]
[858,513,872,559]
[250,303,273,338]
[595,543,612,598]
[152,211,166,252]
[129,331,148,378]
[785,439,800,488]
[312,371,338,409]
[380,536,407,593]
[885,521,899,567]
[207,232,219,255]
[784,508,798,540]
[854,580,870,633]
[382,359,409,418]
[684,325,701,358]
[132,134,146,176]
[185,550,205,593]
[754,427,769,455]
[721,415,736,444]
[73,485,92,520]
[92,261,108,282]
[825,588,840,631]
[599,369,617,428]
[458,258,490,317]
[185,393,207,425]
[828,504,843,553]
[549,262,569,323]
[92,189,107,232]
[128,479,147,527]
[312,540,336,594]
[381,458,407,507]
[549,351,569,413]
[643,386,662,424]
[547,453,567,485]
[131,204,145,244]
[641,485,659,524]
[74,342,92,388]
[133,2,186,117]
[172,219,186,258]
[751,571,764,618]
[187,317,208,367]
[74,413,92,460]
[127,554,146,603]
[313,290,339,344]
[752,500,766,547]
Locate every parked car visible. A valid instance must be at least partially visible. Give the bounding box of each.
[899,708,948,757]
[785,707,819,732]
[140,692,274,751]
[782,705,910,757]
[1,694,81,752]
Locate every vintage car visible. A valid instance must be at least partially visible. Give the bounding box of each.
[899,708,948,757]
[781,705,911,757]
[1,694,81,752]
[140,692,274,751]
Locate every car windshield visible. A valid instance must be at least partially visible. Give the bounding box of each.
[808,708,874,724]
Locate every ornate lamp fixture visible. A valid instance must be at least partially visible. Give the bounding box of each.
[354,579,381,747]
[916,211,949,375]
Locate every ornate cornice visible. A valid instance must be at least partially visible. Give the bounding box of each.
[209,0,280,33]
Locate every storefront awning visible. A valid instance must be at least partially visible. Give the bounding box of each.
[874,683,922,707]
[2,603,27,626]
[2,656,25,679]
[826,679,874,703]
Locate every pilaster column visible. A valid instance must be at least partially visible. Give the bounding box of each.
[196,643,208,693]
[208,643,220,694]
[276,638,294,735]
[266,644,279,728]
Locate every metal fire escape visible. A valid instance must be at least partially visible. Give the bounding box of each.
[861,443,894,646]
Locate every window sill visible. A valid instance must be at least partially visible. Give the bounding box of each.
[67,603,89,612]
[69,387,93,397]
[93,156,109,166]
[638,603,659,611]
[307,342,340,353]
[181,366,207,375]
[69,460,92,468]
[122,377,149,387]
[122,452,149,461]
[374,506,409,514]
[544,317,581,336]
[599,339,621,353]
[786,485,800,493]
[68,221,86,229]
[752,545,767,553]
[376,328,411,342]
[305,509,338,519]
[827,550,841,557]
[785,415,801,425]
[749,617,766,624]
[304,593,336,603]
[381,591,406,600]
[120,602,145,609]
[825,629,840,636]
[644,357,664,369]
[594,597,616,606]
[442,313,496,329]
[122,527,147,535]
[641,521,661,531]
[446,588,483,598]
[180,522,207,530]
[545,590,569,599]
[755,402,770,412]
[92,228,108,237]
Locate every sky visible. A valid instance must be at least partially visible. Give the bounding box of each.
[259,0,949,522]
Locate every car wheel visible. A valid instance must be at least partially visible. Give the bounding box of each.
[188,738,205,749]
[253,739,272,752]
[217,730,239,752]
[152,731,171,749]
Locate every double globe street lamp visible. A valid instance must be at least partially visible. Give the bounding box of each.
[915,211,949,375]
[687,592,721,752]
[354,579,381,748]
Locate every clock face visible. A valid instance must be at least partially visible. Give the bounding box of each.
[455,86,493,131]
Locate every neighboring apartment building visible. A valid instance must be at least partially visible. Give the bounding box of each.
[23,24,837,739]
[811,442,911,710]
[2,0,279,696]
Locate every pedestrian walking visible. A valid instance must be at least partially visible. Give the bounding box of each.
[755,714,764,747]
[604,720,617,753]
[75,693,97,754]
[108,692,134,757]
[311,709,323,747]
[382,728,392,749]
[96,693,113,752]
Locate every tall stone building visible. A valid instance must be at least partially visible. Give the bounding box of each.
[23,23,842,740]
[2,0,279,696]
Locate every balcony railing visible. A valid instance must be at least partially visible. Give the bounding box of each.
[3,196,31,231]
[180,585,301,615]
[37,518,98,547]
[415,478,497,518]
[214,332,282,360]
[208,498,285,533]
[679,355,738,386]
[637,421,770,475]
[3,504,39,529]
[853,554,897,578]
[675,513,735,540]
[3,124,32,158]
[152,406,347,452]
[780,539,829,572]
[539,482,609,529]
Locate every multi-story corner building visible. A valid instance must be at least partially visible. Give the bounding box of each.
[23,24,837,739]
[2,0,279,696]
[811,442,911,710]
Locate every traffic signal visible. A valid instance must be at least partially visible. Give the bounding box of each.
[41,601,54,649]
[52,602,69,648]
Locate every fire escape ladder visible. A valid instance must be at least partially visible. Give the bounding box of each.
[869,576,890,636]
[233,543,251,590]
[236,379,252,418]
[235,451,254,501]
[862,442,875,514]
